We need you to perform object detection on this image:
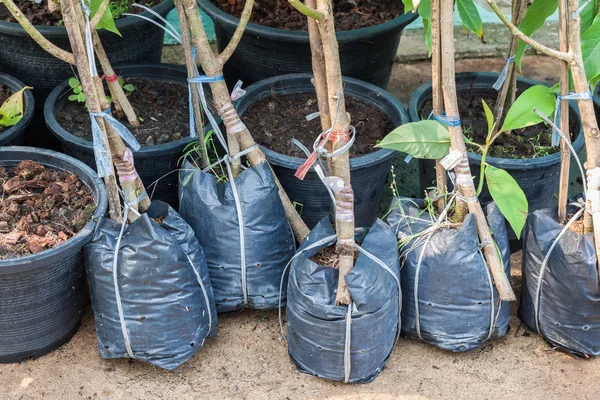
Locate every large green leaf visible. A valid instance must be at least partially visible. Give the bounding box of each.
[485,164,528,239]
[514,0,558,70]
[376,120,450,159]
[91,0,121,36]
[581,14,600,88]
[0,87,31,127]
[500,85,555,133]
[456,0,483,40]
[580,0,598,34]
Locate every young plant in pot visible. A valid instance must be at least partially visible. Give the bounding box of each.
[4,0,218,369]
[0,73,33,146]
[45,62,198,208]
[379,0,518,351]
[234,74,410,229]
[173,0,311,313]
[277,0,401,383]
[487,0,600,357]
[198,0,417,89]
[408,0,585,251]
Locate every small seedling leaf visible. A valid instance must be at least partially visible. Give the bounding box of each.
[481,99,495,140]
[377,120,451,159]
[0,86,31,127]
[485,164,528,239]
[68,94,78,101]
[69,78,80,88]
[500,85,555,133]
[122,84,135,92]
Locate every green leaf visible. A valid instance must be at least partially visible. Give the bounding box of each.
[73,86,82,94]
[68,94,78,101]
[91,0,121,37]
[123,84,135,92]
[580,0,598,34]
[77,92,86,102]
[514,0,558,70]
[68,77,80,89]
[0,87,31,127]
[456,0,484,40]
[376,120,450,159]
[418,0,432,56]
[402,0,414,12]
[482,99,495,140]
[485,164,528,239]
[581,14,600,88]
[500,85,555,132]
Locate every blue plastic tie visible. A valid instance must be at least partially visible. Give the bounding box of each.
[552,91,592,146]
[492,56,515,90]
[433,113,461,127]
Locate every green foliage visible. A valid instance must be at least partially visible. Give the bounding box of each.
[500,85,556,133]
[377,120,450,159]
[456,0,484,41]
[91,0,121,36]
[514,0,558,71]
[0,86,31,127]
[484,164,528,238]
[179,130,227,183]
[580,0,599,33]
[581,13,600,88]
[68,77,86,103]
[481,99,495,139]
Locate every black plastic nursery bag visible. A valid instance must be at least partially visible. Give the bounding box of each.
[179,160,295,313]
[285,217,400,383]
[520,206,600,356]
[387,198,511,352]
[85,201,217,371]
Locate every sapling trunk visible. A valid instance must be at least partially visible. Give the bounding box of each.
[557,0,570,224]
[174,0,209,168]
[314,0,355,306]
[177,0,311,241]
[439,0,515,301]
[430,0,446,213]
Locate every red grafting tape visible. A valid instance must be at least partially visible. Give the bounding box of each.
[105,74,118,83]
[329,130,350,143]
[295,152,317,180]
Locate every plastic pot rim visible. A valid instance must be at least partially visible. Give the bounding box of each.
[0,72,34,145]
[235,73,410,171]
[0,146,107,273]
[407,71,586,170]
[44,63,196,157]
[198,0,418,44]
[0,0,174,38]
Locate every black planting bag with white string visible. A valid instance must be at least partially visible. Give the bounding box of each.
[85,200,218,371]
[387,198,511,352]
[285,217,400,383]
[179,160,296,313]
[520,206,600,357]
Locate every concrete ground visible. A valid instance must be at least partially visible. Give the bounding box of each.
[3,52,598,400]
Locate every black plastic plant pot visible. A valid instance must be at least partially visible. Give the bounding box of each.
[235,73,410,229]
[594,84,599,123]
[0,72,34,146]
[0,146,107,363]
[520,206,600,357]
[45,64,195,208]
[409,72,585,245]
[198,0,417,89]
[0,0,173,148]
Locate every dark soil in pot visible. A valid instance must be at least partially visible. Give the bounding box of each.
[419,88,577,159]
[243,92,395,158]
[0,160,95,259]
[0,0,159,24]
[55,78,189,146]
[214,0,402,31]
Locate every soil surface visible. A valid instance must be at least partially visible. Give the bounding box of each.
[0,0,160,25]
[0,84,11,134]
[56,78,189,146]
[213,0,402,31]
[420,88,575,159]
[243,92,395,158]
[0,160,94,260]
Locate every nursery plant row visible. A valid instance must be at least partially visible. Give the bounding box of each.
[0,0,599,385]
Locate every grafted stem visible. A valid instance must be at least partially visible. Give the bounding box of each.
[218,0,255,65]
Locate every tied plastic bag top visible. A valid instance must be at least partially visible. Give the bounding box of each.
[85,201,217,371]
[520,206,600,357]
[285,217,400,383]
[179,160,295,313]
[387,198,511,352]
